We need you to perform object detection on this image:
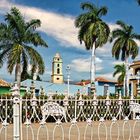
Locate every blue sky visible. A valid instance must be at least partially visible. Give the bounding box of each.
[0,0,140,82]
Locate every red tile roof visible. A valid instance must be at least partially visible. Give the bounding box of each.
[95,77,116,83]
[0,79,10,87]
[75,77,117,86]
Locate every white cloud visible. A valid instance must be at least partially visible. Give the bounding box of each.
[45,70,52,75]
[135,39,140,47]
[70,57,103,72]
[109,23,120,32]
[27,64,32,71]
[0,0,120,52]
[96,57,102,63]
[0,0,83,49]
[112,61,124,65]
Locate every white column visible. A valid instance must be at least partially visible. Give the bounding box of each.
[137,71,140,96]
[90,42,95,84]
[130,78,134,103]
[66,65,70,96]
[125,59,129,96]
[68,74,70,96]
[12,83,20,140]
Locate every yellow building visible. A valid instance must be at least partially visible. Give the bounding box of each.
[51,53,64,84]
[130,60,140,96]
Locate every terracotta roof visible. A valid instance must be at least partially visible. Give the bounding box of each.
[75,80,90,86]
[0,79,10,87]
[130,60,140,67]
[95,77,117,83]
[75,77,117,86]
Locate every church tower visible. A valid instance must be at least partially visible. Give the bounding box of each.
[51,53,64,84]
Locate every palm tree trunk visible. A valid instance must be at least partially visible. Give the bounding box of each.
[15,63,21,88]
[125,58,129,96]
[90,42,96,85]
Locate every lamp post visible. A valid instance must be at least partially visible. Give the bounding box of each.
[66,65,70,97]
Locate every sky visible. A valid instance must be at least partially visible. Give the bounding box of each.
[0,0,140,83]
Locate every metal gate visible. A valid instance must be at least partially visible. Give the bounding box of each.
[0,83,140,140]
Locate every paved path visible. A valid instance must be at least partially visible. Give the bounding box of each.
[0,120,140,140]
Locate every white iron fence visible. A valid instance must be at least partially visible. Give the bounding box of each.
[0,85,140,140]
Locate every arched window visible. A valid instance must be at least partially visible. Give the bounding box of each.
[135,68,140,75]
[57,68,60,74]
[57,64,59,67]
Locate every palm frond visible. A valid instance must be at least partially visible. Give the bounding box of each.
[97,6,108,17]
[81,2,97,11]
[131,33,140,40]
[110,29,125,42]
[26,19,41,31]
[0,47,11,68]
[113,64,125,84]
[116,20,128,31]
[95,21,110,47]
[75,13,91,27]
[111,20,140,61]
[25,32,48,47]
[7,44,23,73]
[126,39,139,59]
[0,7,48,81]
[112,38,124,60]
[5,10,24,36]
[137,0,140,5]
[21,52,29,81]
[24,46,45,74]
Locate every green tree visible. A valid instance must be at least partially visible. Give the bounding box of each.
[110,20,140,96]
[21,65,42,81]
[137,0,140,5]
[0,7,48,87]
[113,64,126,84]
[75,2,110,92]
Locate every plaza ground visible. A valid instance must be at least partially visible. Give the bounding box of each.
[0,120,140,140]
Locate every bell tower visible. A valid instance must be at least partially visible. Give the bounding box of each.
[51,53,64,84]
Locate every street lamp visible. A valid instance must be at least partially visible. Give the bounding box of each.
[66,65,70,97]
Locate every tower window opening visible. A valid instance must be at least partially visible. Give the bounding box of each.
[57,68,60,74]
[57,64,59,67]
[57,78,59,80]
[135,68,140,75]
[57,58,59,61]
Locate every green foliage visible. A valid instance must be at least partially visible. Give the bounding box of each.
[137,0,140,5]
[52,94,65,99]
[21,65,42,81]
[0,7,48,83]
[75,2,110,50]
[110,20,140,61]
[113,64,126,84]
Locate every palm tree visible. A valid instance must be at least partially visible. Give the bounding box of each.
[113,64,126,84]
[137,0,140,5]
[0,7,48,87]
[110,20,140,96]
[21,65,42,81]
[75,2,110,93]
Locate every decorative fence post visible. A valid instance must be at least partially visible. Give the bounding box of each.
[12,83,20,140]
[130,81,135,120]
[118,90,122,120]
